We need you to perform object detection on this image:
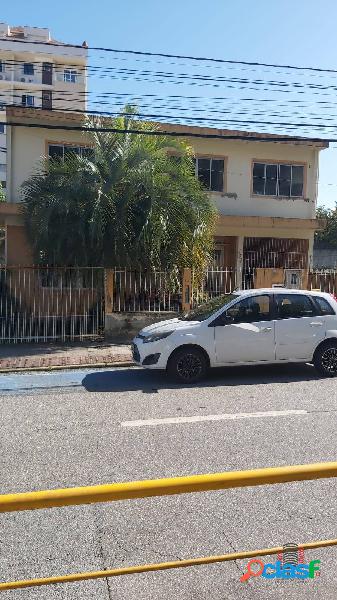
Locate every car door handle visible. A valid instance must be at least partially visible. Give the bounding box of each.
[260,327,272,332]
[310,322,323,327]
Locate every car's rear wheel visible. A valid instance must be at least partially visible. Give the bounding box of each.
[167,347,208,383]
[314,341,337,377]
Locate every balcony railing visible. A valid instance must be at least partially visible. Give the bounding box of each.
[0,70,84,86]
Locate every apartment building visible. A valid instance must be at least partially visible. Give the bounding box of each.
[0,107,327,275]
[0,23,87,197]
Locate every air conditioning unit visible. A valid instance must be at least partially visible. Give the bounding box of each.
[20,77,26,82]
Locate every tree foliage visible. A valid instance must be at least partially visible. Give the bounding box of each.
[315,205,337,248]
[21,110,216,270]
[0,181,5,202]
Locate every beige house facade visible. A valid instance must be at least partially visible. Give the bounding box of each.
[164,123,327,275]
[0,107,328,273]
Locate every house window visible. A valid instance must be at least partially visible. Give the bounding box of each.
[0,61,3,73]
[253,162,304,197]
[1,180,6,188]
[0,124,4,134]
[63,69,77,83]
[22,95,34,107]
[195,157,224,192]
[23,63,34,76]
[48,144,94,160]
[0,226,5,264]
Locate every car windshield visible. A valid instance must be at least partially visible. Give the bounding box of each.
[180,294,238,322]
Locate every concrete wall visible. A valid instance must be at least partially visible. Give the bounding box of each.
[313,248,337,268]
[105,312,178,341]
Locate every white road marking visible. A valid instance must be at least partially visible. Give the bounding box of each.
[121,409,308,428]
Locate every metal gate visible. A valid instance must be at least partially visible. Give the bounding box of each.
[243,237,309,270]
[0,267,105,342]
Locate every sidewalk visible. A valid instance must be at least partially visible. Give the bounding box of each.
[0,340,133,372]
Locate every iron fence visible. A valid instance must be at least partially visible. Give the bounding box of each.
[192,267,237,307]
[308,270,337,296]
[111,268,181,312]
[2,266,337,342]
[0,267,105,342]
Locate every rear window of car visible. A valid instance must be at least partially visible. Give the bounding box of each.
[276,294,316,319]
[312,296,336,316]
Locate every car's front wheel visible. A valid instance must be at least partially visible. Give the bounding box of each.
[167,346,208,384]
[314,340,337,377]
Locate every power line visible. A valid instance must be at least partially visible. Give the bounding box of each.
[4,101,337,131]
[1,120,330,143]
[4,93,337,132]
[3,37,337,75]
[3,56,337,84]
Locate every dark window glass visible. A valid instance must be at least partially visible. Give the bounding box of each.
[279,164,291,196]
[181,294,236,322]
[197,158,211,188]
[81,147,94,160]
[0,124,4,133]
[64,146,80,159]
[265,164,278,196]
[23,63,34,75]
[48,145,64,159]
[253,163,265,195]
[227,295,271,323]
[253,162,304,197]
[291,165,304,197]
[313,296,335,316]
[210,159,224,191]
[1,180,6,189]
[0,61,3,73]
[276,294,315,319]
[21,95,34,107]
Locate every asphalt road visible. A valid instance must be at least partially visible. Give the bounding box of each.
[1,363,337,599]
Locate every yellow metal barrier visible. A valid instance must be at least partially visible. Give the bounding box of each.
[1,537,337,591]
[1,461,337,590]
[2,461,337,513]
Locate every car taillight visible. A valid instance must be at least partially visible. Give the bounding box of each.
[329,293,337,303]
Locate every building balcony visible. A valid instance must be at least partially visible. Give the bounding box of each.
[0,70,85,86]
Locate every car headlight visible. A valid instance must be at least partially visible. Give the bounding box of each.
[143,330,174,343]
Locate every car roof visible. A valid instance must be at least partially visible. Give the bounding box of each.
[234,288,331,297]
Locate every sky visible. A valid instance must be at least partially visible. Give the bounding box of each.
[2,0,337,207]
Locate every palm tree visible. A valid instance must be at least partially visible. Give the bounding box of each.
[21,108,216,271]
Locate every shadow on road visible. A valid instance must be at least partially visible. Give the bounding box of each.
[82,362,321,393]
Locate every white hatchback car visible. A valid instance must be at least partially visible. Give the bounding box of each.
[132,289,337,383]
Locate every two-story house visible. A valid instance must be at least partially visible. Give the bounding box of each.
[164,123,327,280]
[0,107,328,275]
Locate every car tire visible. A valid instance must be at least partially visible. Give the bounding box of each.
[167,347,208,384]
[314,340,337,377]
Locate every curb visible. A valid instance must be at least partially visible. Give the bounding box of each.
[0,360,135,374]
